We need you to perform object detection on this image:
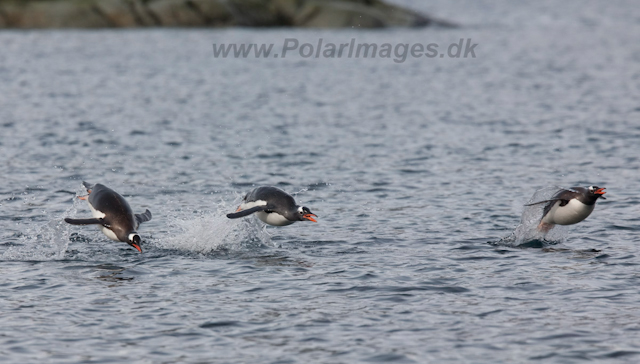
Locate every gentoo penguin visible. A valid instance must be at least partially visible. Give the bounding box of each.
[526,186,606,233]
[226,186,317,226]
[64,182,152,252]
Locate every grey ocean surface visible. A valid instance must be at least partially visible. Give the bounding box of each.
[1,0,640,362]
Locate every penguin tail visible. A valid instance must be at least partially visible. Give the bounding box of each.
[136,209,152,224]
[226,206,267,219]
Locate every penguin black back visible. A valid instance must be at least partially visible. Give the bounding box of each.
[246,186,297,211]
[87,183,139,241]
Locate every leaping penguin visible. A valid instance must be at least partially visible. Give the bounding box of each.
[526,185,606,233]
[65,182,152,252]
[226,186,317,226]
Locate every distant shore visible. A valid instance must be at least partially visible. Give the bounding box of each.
[0,0,455,29]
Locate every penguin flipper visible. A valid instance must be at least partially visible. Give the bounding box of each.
[135,209,152,225]
[526,198,572,206]
[64,217,104,225]
[226,206,268,219]
[525,199,558,206]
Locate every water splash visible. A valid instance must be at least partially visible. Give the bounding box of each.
[1,190,84,261]
[495,186,569,247]
[154,200,272,255]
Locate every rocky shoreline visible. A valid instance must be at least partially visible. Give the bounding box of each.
[0,0,455,29]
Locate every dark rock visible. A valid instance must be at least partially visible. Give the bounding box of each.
[271,0,299,22]
[94,0,139,27]
[0,0,455,29]
[5,1,111,28]
[130,0,162,26]
[224,0,280,27]
[188,0,233,26]
[294,1,386,28]
[147,0,207,26]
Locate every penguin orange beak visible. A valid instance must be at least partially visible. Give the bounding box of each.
[303,213,317,222]
[131,243,142,253]
[595,187,606,199]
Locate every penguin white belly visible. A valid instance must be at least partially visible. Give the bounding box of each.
[256,211,294,226]
[542,199,594,225]
[88,203,106,219]
[87,202,119,241]
[99,226,120,241]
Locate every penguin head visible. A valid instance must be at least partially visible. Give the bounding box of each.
[127,233,143,253]
[588,186,606,200]
[297,206,317,222]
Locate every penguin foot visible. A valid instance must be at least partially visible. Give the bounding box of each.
[537,222,554,233]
